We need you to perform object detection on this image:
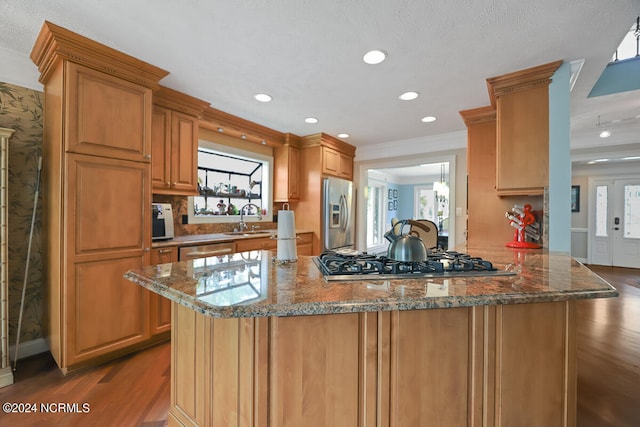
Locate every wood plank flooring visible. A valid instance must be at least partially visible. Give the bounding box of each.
[0,341,170,426]
[0,265,637,426]
[576,265,640,427]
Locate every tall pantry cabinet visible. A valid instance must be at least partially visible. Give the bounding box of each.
[31,21,169,372]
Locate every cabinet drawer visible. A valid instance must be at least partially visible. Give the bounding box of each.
[235,237,277,252]
[178,242,236,260]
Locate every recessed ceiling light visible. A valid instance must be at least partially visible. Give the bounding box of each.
[421,116,437,123]
[399,91,419,101]
[305,117,318,124]
[338,133,350,138]
[599,129,611,138]
[363,50,386,65]
[254,93,272,102]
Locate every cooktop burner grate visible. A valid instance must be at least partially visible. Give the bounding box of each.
[314,249,516,281]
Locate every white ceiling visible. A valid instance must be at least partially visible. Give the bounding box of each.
[1,0,639,164]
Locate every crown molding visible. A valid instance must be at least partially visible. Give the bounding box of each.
[153,86,210,117]
[459,106,496,125]
[30,21,168,88]
[200,106,285,147]
[486,60,563,106]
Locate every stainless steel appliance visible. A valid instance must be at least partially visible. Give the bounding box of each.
[323,177,354,251]
[313,249,516,281]
[152,203,174,241]
[178,242,235,261]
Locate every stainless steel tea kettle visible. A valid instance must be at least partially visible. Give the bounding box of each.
[384,219,428,262]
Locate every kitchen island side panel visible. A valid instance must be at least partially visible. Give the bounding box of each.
[169,301,576,426]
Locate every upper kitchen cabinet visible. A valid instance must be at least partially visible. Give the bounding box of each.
[65,62,153,162]
[152,86,209,195]
[487,60,562,196]
[300,133,355,180]
[274,133,301,202]
[31,21,169,372]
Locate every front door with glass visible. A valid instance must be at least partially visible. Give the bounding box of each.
[591,177,640,268]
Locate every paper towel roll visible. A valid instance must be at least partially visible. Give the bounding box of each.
[277,210,296,239]
[277,238,297,261]
[277,209,297,261]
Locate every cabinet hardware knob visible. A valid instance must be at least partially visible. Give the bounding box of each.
[144,154,151,159]
[159,248,172,254]
[144,248,150,252]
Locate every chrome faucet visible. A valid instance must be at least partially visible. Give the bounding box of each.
[238,203,262,231]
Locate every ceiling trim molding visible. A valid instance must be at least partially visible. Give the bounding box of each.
[200,106,285,147]
[154,86,210,117]
[30,21,168,88]
[486,60,563,106]
[459,106,496,125]
[355,131,467,162]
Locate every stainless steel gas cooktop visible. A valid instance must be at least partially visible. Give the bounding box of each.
[313,249,517,281]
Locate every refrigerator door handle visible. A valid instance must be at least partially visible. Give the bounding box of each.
[339,193,348,232]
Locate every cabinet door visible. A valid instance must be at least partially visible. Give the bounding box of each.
[65,153,151,365]
[151,106,172,190]
[274,145,300,202]
[322,147,341,177]
[66,62,152,162]
[296,232,313,256]
[496,85,549,195]
[322,146,353,180]
[338,151,353,180]
[170,111,199,194]
[149,247,178,334]
[66,255,150,365]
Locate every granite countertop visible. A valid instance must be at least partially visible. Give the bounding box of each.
[152,229,312,248]
[124,246,618,318]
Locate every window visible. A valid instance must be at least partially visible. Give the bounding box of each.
[188,140,272,224]
[366,183,386,251]
[595,185,608,237]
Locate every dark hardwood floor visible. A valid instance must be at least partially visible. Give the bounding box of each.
[0,265,638,426]
[576,265,640,427]
[0,340,170,426]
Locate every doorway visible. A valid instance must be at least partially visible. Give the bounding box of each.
[589,177,640,268]
[363,160,452,253]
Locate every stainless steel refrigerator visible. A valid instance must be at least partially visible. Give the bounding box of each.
[323,177,354,251]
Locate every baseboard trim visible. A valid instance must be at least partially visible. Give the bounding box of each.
[574,257,588,264]
[9,338,49,361]
[0,366,14,388]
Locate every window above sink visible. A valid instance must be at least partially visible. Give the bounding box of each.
[187,140,273,224]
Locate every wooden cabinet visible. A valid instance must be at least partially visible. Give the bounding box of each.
[234,232,313,254]
[487,60,562,196]
[322,146,353,179]
[274,134,301,202]
[149,246,178,335]
[152,86,209,195]
[296,133,356,255]
[170,300,576,427]
[31,21,169,372]
[296,232,313,255]
[461,106,517,247]
[65,62,152,162]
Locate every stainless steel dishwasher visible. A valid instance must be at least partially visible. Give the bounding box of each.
[178,242,236,261]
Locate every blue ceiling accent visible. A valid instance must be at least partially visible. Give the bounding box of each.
[588,56,640,97]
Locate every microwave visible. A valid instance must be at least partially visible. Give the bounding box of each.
[152,203,174,241]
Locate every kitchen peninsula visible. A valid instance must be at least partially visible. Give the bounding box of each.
[124,247,616,427]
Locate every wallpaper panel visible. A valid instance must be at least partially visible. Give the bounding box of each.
[0,82,44,346]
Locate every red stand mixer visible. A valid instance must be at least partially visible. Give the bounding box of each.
[505,204,542,249]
